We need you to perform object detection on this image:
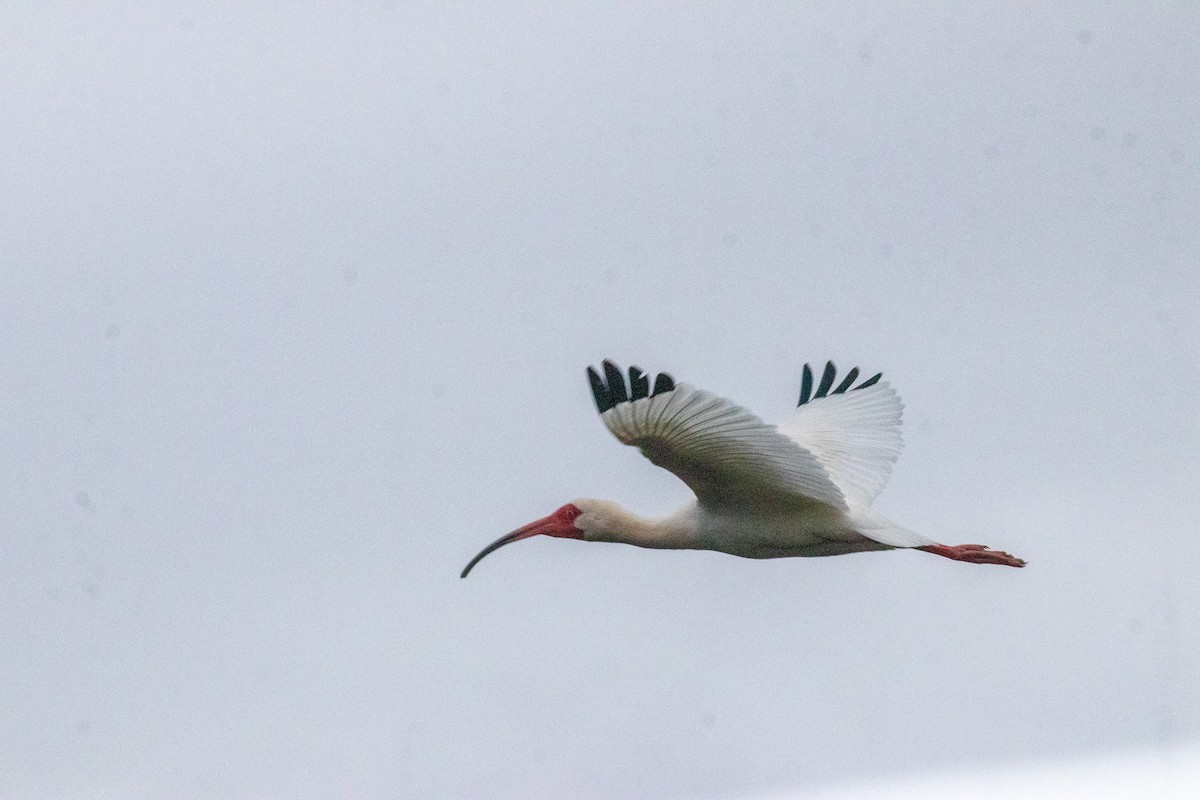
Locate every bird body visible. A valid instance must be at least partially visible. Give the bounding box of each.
[573,499,899,559]
[461,360,1025,578]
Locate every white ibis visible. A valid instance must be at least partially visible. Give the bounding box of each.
[461,360,1025,578]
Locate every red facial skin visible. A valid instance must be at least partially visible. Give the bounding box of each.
[543,503,584,538]
[460,503,584,578]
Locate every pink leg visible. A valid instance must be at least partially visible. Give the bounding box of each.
[917,543,1026,568]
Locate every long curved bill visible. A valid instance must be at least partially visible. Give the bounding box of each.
[460,519,551,578]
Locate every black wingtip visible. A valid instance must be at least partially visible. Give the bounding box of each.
[832,367,859,395]
[629,366,650,401]
[602,360,628,405]
[855,372,882,390]
[589,361,677,415]
[587,366,614,413]
[798,361,884,404]
[799,364,814,406]
[814,361,837,399]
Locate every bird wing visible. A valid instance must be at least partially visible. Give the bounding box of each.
[776,361,904,511]
[587,361,847,512]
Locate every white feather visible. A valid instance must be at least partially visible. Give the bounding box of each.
[776,381,904,512]
[600,383,848,512]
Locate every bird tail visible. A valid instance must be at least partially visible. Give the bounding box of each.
[849,510,938,549]
[854,512,1027,567]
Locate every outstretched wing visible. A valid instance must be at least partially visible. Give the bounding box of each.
[777,361,904,511]
[587,361,847,512]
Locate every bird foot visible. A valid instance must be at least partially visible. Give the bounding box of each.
[917,543,1026,568]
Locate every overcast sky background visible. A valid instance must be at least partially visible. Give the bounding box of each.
[2,4,1198,799]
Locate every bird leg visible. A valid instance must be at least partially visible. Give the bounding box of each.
[917,543,1026,568]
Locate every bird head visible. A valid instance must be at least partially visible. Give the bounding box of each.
[460,501,586,578]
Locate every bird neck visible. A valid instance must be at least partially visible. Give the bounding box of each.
[591,503,699,550]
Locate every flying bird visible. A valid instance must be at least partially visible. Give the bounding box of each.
[461,360,1025,577]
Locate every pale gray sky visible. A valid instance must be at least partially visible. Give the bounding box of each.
[2,4,1198,799]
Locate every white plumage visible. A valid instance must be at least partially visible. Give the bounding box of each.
[777,379,903,510]
[601,382,847,512]
[460,359,1024,577]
